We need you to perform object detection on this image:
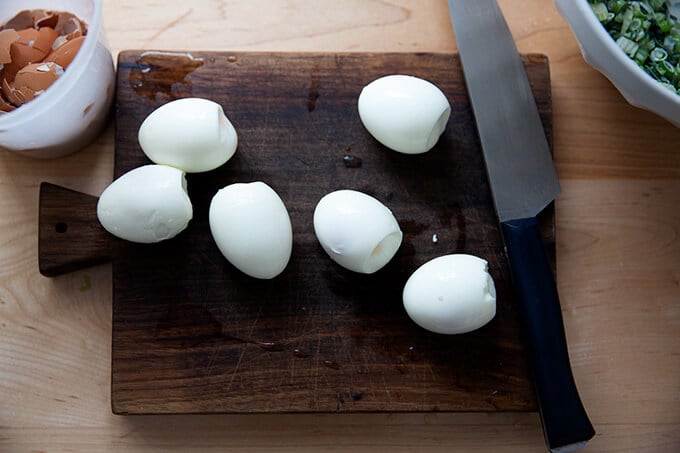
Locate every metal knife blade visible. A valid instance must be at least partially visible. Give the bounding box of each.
[447,0,595,451]
[449,0,559,222]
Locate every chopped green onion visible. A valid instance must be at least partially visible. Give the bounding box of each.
[651,46,669,61]
[591,2,611,21]
[649,0,667,10]
[608,0,627,14]
[637,2,656,18]
[635,47,651,63]
[663,34,680,52]
[617,35,640,55]
[589,0,680,94]
[620,7,635,35]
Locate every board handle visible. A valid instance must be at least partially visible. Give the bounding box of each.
[38,182,113,277]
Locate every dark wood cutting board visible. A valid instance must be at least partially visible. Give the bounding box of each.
[40,51,555,414]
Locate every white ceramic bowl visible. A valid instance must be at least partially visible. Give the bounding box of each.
[555,0,680,127]
[0,0,115,158]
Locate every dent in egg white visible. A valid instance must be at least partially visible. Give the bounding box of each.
[313,189,403,274]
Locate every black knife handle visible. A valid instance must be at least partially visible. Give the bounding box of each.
[501,217,595,452]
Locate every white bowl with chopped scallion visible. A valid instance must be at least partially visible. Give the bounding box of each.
[555,0,680,126]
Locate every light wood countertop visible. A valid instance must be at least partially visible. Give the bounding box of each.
[1,0,678,451]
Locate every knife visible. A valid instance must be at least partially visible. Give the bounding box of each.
[446,1,595,451]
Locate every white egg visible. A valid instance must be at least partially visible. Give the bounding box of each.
[209,182,292,279]
[313,189,403,274]
[403,254,496,335]
[358,74,451,155]
[97,164,193,243]
[138,97,238,173]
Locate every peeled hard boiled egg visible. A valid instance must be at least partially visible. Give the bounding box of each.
[313,189,402,274]
[209,182,292,279]
[97,165,193,243]
[358,74,451,155]
[403,254,496,334]
[138,97,238,173]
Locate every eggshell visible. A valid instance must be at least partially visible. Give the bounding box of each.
[15,62,63,92]
[4,27,56,81]
[0,29,19,64]
[97,165,193,244]
[54,13,86,41]
[402,254,496,335]
[209,182,293,279]
[2,10,38,30]
[313,189,402,274]
[45,36,85,69]
[34,11,59,29]
[30,27,58,54]
[2,78,26,106]
[0,93,16,112]
[138,98,238,173]
[358,74,451,154]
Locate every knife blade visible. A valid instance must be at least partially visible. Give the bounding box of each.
[446,1,595,451]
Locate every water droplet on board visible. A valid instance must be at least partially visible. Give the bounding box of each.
[343,155,363,168]
[258,341,285,352]
[324,360,340,370]
[138,61,151,73]
[129,51,204,101]
[293,348,310,358]
[227,55,237,62]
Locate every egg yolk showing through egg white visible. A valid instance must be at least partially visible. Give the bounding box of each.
[402,254,496,334]
[209,181,293,279]
[313,189,403,274]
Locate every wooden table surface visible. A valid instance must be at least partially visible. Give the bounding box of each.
[1,0,678,451]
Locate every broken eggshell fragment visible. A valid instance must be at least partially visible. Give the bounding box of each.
[15,62,63,90]
[2,62,63,106]
[54,12,85,42]
[2,77,28,106]
[0,29,19,64]
[44,35,85,69]
[3,27,58,79]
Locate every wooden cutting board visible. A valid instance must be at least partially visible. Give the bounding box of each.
[39,51,555,414]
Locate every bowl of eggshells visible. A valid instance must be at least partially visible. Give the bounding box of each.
[0,0,115,158]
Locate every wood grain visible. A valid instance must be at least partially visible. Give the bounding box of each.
[0,0,678,451]
[109,51,553,414]
[38,183,113,277]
